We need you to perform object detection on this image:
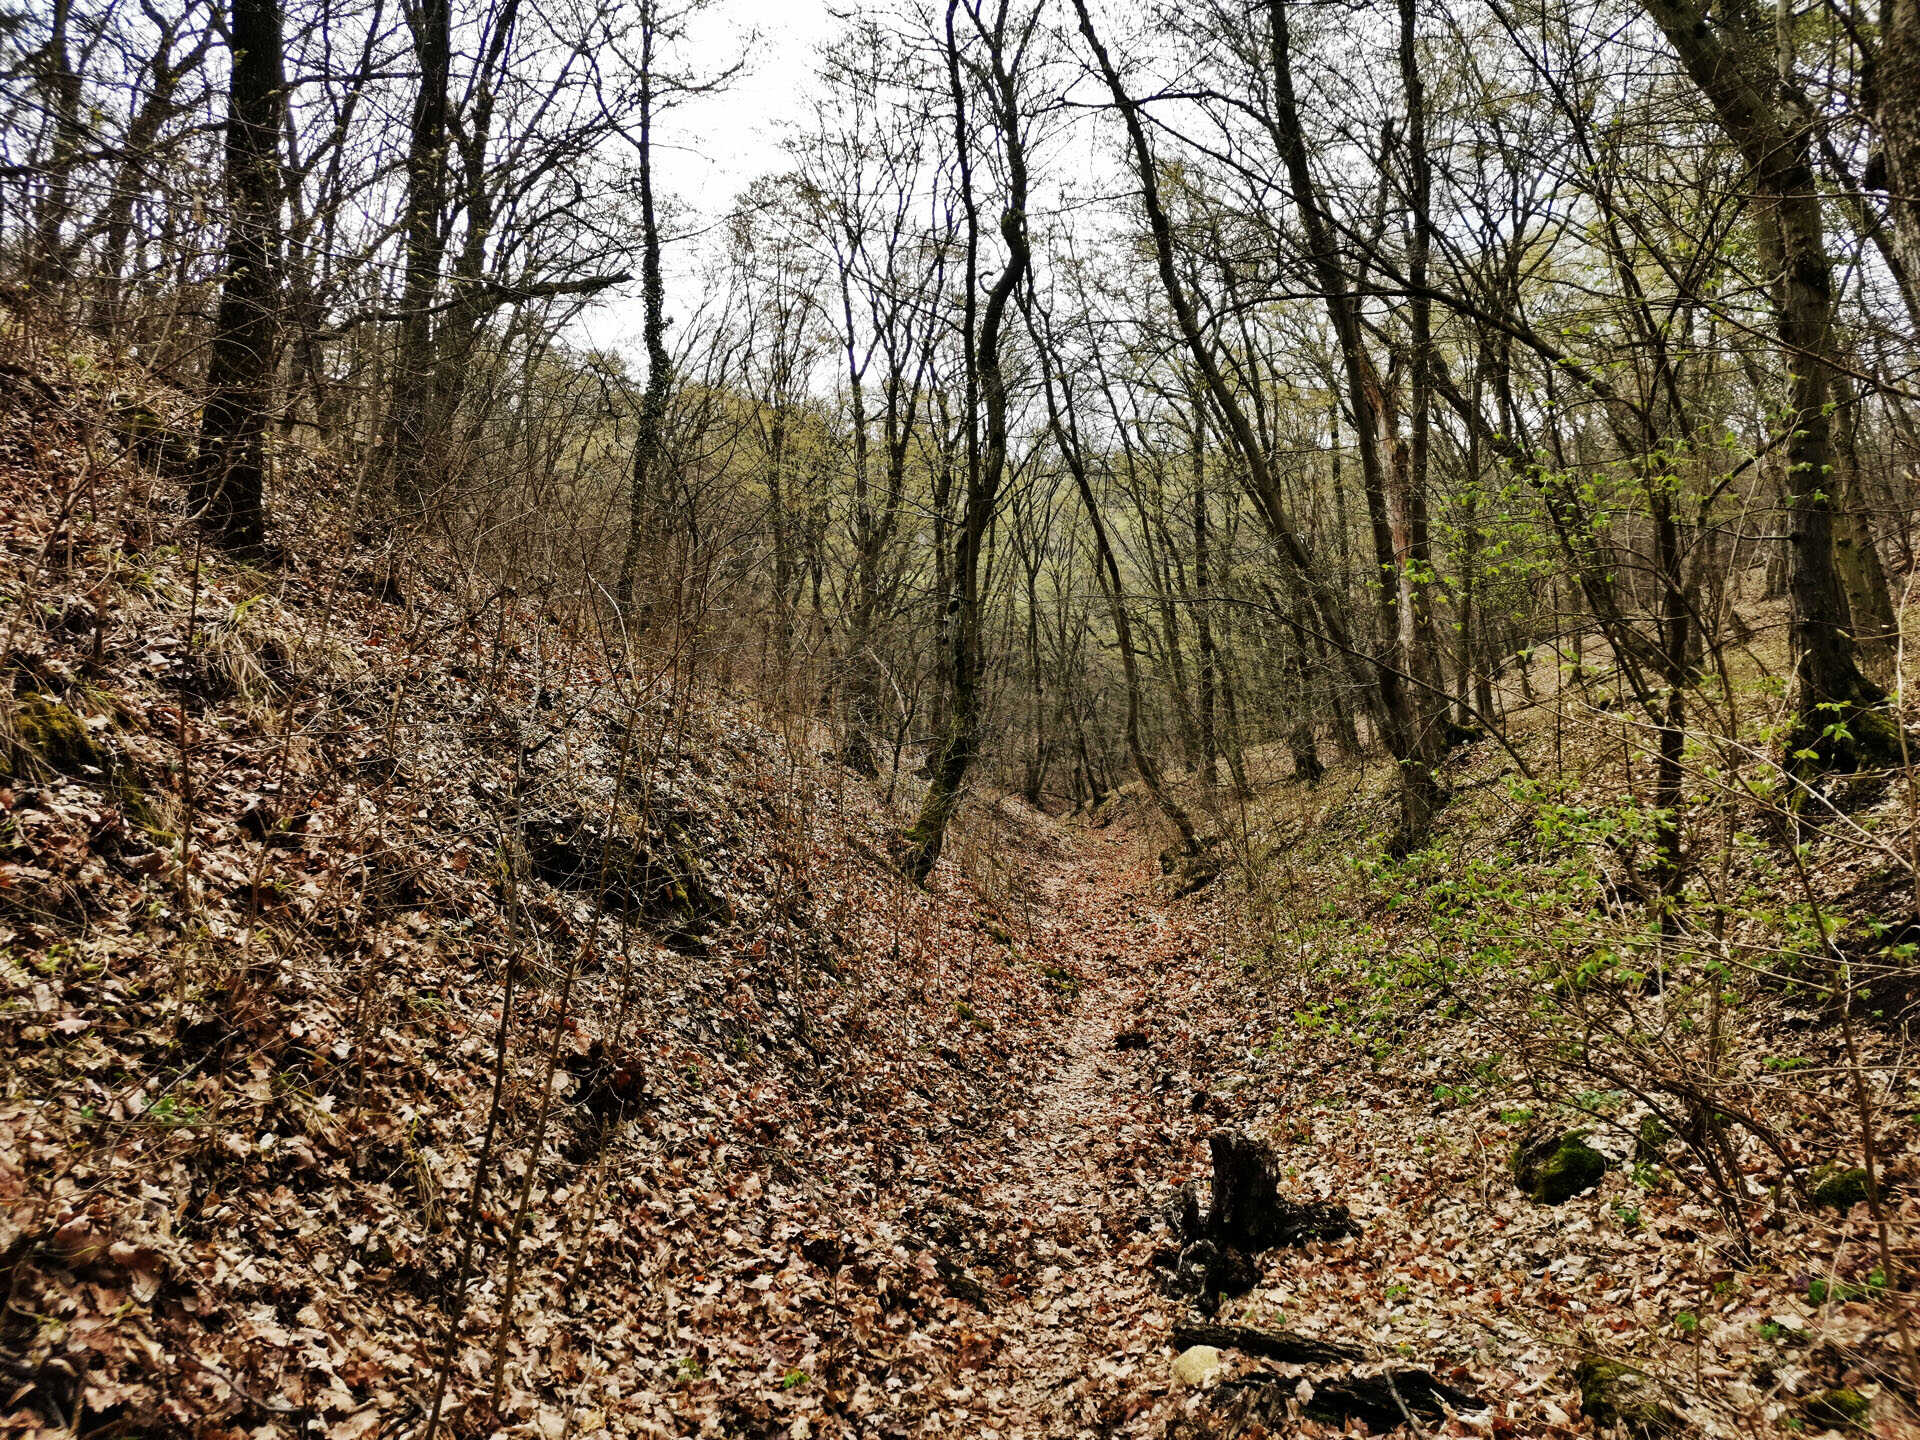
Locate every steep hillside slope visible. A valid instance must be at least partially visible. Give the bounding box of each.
[7,348,1920,1440]
[1114,671,1920,1437]
[0,352,1094,1439]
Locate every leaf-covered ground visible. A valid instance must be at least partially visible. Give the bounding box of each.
[3,350,1917,1440]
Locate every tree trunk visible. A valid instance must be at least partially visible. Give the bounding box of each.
[1216,633,1254,798]
[384,0,451,508]
[28,0,83,308]
[1650,482,1690,942]
[426,0,546,458]
[617,6,674,623]
[1073,0,1425,837]
[1640,0,1895,769]
[1193,405,1220,789]
[1872,0,1920,326]
[1033,305,1201,856]
[838,262,896,778]
[1833,372,1897,670]
[191,0,286,550]
[93,18,204,336]
[1455,355,1488,728]
[904,1,1032,882]
[1135,496,1201,772]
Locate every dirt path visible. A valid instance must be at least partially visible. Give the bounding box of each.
[911,825,1222,1438]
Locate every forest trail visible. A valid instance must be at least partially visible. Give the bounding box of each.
[7,341,1918,1440]
[905,821,1220,1438]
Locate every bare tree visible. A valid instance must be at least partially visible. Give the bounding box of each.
[901,0,1038,880]
[1639,0,1899,768]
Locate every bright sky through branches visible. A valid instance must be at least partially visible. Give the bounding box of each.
[665,0,837,203]
[578,0,837,356]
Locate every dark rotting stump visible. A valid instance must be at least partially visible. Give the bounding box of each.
[1206,1132,1357,1250]
[1163,1137,1484,1433]
[1157,1133,1358,1311]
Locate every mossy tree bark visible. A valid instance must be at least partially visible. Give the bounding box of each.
[382,0,450,510]
[28,0,83,305]
[616,0,675,624]
[1640,0,1897,772]
[191,0,286,551]
[1191,397,1221,790]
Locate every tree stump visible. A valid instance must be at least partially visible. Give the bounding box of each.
[1206,1132,1356,1249]
[1158,1133,1358,1312]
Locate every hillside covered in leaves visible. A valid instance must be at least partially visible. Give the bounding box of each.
[12,0,1920,1422]
[4,338,1920,1440]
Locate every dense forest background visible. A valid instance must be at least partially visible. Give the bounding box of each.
[8,0,1920,1432]
[16,0,1920,862]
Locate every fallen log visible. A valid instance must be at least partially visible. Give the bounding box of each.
[1170,1316,1364,1367]
[1209,1366,1486,1431]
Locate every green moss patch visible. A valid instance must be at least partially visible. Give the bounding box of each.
[7,693,102,777]
[1515,1126,1609,1204]
[1810,1165,1872,1211]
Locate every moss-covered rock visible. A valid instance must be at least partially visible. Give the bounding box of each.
[1514,1125,1609,1204]
[1635,1113,1673,1163]
[1575,1357,1685,1438]
[1810,1165,1872,1211]
[7,693,101,777]
[1803,1387,1870,1430]
[5,693,161,836]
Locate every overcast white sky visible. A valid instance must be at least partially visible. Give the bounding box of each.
[665,0,840,199]
[575,0,840,355]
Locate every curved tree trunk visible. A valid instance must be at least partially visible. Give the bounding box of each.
[1072,0,1443,849]
[903,0,1034,882]
[1031,300,1201,857]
